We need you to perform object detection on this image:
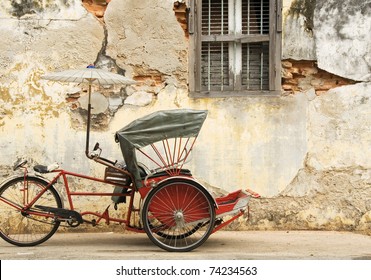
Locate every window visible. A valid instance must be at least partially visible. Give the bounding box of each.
[188,0,282,97]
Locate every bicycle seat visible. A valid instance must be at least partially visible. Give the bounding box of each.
[34,163,59,173]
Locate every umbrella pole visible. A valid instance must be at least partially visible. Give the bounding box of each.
[85,84,92,159]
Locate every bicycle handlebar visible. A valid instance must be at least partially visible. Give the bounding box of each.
[93,142,100,151]
[13,158,28,171]
[90,142,117,166]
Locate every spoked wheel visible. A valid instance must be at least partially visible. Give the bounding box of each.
[141,178,216,252]
[0,176,62,246]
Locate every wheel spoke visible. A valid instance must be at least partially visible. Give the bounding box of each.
[0,177,62,246]
[142,179,215,252]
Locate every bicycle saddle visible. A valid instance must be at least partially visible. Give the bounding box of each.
[34,163,59,173]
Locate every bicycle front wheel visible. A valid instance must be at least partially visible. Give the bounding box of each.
[0,176,62,246]
[142,178,216,252]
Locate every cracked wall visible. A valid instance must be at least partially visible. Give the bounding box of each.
[244,83,371,234]
[0,0,370,234]
[281,60,356,95]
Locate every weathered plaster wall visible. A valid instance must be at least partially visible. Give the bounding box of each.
[104,0,188,88]
[282,0,316,60]
[103,0,308,197]
[0,1,106,178]
[0,0,370,234]
[283,0,371,81]
[314,0,371,81]
[256,0,371,233]
[247,83,371,233]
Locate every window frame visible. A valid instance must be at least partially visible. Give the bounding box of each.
[188,0,282,98]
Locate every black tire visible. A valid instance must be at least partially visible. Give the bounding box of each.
[0,176,62,246]
[141,178,215,252]
[155,223,202,239]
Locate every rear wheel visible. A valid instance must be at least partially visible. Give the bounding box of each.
[0,176,62,246]
[142,178,215,252]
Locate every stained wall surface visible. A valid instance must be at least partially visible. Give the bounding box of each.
[0,0,370,233]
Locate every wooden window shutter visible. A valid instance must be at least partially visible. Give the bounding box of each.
[190,0,281,96]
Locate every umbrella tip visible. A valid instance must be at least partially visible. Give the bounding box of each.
[87,64,95,68]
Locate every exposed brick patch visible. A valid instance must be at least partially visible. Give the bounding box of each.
[133,74,164,87]
[65,92,81,110]
[282,59,357,95]
[82,0,110,19]
[132,67,166,87]
[173,1,189,38]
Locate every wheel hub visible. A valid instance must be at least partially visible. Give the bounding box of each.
[174,210,185,228]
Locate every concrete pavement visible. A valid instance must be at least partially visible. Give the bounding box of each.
[1,230,371,260]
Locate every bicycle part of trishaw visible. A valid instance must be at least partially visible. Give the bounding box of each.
[0,110,259,251]
[0,161,137,246]
[0,159,219,252]
[0,157,257,252]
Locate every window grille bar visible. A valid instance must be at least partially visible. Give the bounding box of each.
[208,0,211,91]
[208,43,211,91]
[220,0,224,91]
[208,0,211,35]
[221,0,224,90]
[221,43,224,90]
[247,44,250,88]
[260,0,263,34]
[260,49,263,89]
[199,0,272,93]
[221,0,224,34]
[247,0,250,35]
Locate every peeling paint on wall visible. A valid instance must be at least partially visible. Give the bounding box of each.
[286,0,316,34]
[0,0,88,20]
[247,167,371,234]
[0,0,370,235]
[314,0,371,81]
[7,0,70,18]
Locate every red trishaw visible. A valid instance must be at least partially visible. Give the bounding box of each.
[0,109,259,252]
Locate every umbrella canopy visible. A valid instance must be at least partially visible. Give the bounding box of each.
[42,65,136,158]
[42,65,136,86]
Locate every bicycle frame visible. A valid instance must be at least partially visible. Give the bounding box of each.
[0,110,261,252]
[16,166,145,232]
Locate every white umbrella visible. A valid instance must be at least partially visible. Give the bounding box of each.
[42,65,136,86]
[42,65,136,158]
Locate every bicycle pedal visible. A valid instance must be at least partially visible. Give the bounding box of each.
[82,219,97,226]
[35,205,83,224]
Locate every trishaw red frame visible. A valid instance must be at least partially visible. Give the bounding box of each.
[0,109,260,252]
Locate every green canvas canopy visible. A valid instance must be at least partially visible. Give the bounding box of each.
[115,109,208,187]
